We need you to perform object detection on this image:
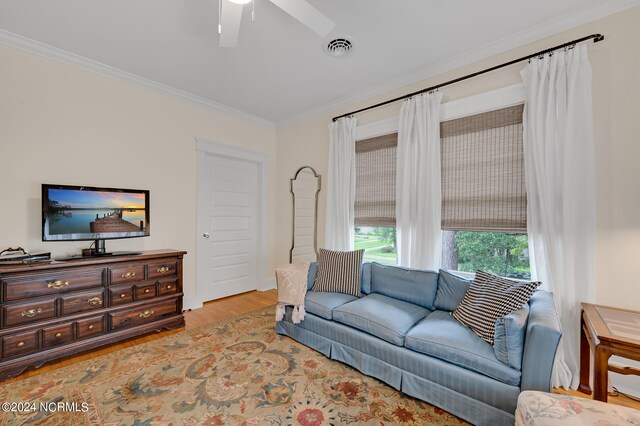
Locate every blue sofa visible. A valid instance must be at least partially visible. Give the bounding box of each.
[276,262,562,426]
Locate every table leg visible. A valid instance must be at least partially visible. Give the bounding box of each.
[593,345,612,402]
[579,316,592,394]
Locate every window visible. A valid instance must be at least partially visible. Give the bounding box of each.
[442,230,530,279]
[353,103,530,275]
[354,133,398,263]
[440,104,530,278]
[354,227,397,264]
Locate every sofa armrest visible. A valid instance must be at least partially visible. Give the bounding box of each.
[520,290,562,392]
[307,262,318,290]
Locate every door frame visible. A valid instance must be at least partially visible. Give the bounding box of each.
[195,138,270,307]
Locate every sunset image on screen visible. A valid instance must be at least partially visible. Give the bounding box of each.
[46,189,147,236]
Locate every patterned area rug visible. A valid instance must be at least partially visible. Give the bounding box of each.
[0,307,466,425]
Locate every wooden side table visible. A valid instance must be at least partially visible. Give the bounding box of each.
[579,303,640,401]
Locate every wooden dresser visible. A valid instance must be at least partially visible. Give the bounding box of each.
[0,249,186,381]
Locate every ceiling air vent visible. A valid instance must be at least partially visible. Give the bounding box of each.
[324,37,353,57]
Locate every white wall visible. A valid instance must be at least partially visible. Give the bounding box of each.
[0,43,277,310]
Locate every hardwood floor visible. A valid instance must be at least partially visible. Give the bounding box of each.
[4,288,639,412]
[4,289,277,384]
[554,383,640,410]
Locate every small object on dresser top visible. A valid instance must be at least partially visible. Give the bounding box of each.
[0,247,51,264]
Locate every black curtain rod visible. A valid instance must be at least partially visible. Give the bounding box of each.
[332,33,604,122]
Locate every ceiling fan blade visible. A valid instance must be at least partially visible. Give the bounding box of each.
[268,0,335,37]
[219,0,244,48]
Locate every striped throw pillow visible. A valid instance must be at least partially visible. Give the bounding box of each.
[312,249,364,297]
[451,270,540,345]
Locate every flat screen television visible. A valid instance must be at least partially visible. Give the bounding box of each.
[42,184,150,256]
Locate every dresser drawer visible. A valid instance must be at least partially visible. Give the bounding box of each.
[3,268,104,301]
[3,299,56,328]
[42,322,74,348]
[148,259,177,279]
[158,279,178,296]
[3,330,38,358]
[110,285,134,306]
[109,300,178,331]
[135,284,156,301]
[110,264,145,285]
[60,289,104,316]
[76,315,105,340]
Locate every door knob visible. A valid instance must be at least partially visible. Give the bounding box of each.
[203,233,210,239]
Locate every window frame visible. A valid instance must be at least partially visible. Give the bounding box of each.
[355,84,525,140]
[354,83,527,270]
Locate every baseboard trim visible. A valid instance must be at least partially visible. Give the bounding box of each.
[183,300,204,311]
[261,276,276,292]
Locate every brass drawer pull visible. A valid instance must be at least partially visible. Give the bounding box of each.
[47,279,70,289]
[139,310,155,318]
[55,332,63,338]
[166,285,172,289]
[144,288,151,294]
[120,293,127,298]
[156,266,170,274]
[88,325,94,330]
[21,308,42,318]
[17,341,25,347]
[121,272,136,279]
[87,297,103,306]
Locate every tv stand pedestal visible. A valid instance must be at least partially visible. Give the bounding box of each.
[94,238,107,255]
[85,239,140,258]
[0,249,186,382]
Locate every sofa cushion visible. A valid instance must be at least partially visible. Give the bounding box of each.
[405,310,521,386]
[370,262,438,309]
[333,293,430,346]
[312,249,364,297]
[452,270,540,344]
[494,304,529,371]
[304,291,358,320]
[434,269,472,311]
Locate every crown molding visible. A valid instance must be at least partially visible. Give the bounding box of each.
[277,0,640,128]
[0,28,276,129]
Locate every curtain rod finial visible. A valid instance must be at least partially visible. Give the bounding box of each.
[594,34,605,43]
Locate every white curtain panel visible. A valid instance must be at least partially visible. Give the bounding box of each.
[521,44,596,389]
[325,117,357,251]
[396,92,443,269]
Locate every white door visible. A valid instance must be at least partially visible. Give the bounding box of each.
[198,153,259,301]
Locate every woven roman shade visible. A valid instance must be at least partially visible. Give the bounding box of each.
[354,133,397,227]
[440,104,527,232]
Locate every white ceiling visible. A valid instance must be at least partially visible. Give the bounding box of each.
[0,0,635,125]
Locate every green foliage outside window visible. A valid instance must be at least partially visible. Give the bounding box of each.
[354,227,397,264]
[354,227,531,279]
[452,231,530,279]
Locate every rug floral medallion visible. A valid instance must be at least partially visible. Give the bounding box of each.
[0,308,467,425]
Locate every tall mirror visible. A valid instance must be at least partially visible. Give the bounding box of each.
[290,166,321,263]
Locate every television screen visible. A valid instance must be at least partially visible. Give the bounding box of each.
[42,184,150,241]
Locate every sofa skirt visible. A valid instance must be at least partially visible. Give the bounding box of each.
[276,309,518,426]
